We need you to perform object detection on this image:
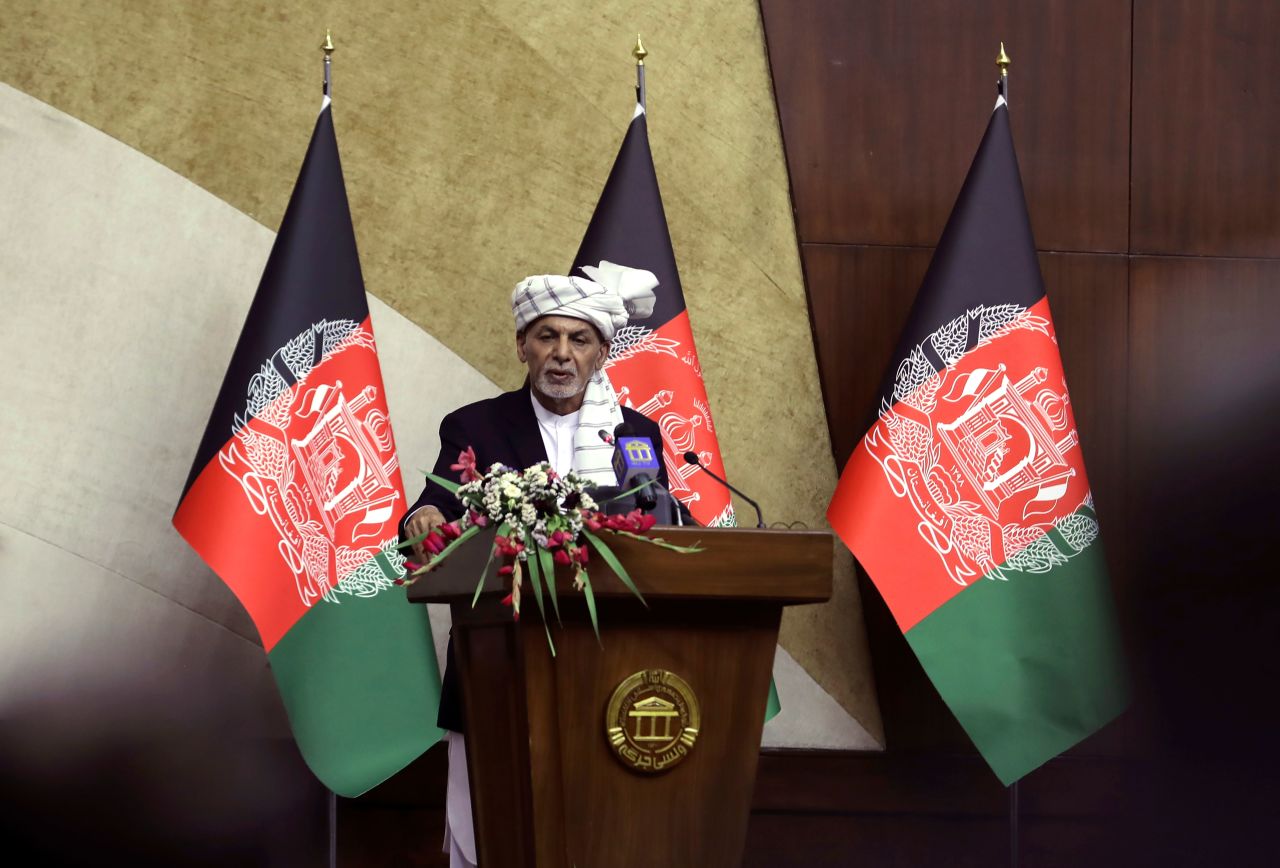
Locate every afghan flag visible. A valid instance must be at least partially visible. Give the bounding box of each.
[827,96,1127,784]
[572,103,737,529]
[173,98,442,797]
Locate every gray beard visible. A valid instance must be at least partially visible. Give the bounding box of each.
[534,368,589,400]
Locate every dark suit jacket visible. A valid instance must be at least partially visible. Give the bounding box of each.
[400,383,675,731]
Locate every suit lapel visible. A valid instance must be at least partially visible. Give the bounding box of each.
[498,384,548,471]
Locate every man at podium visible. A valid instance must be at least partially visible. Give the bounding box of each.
[399,262,677,867]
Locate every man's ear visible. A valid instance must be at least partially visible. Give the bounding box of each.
[596,341,611,370]
[515,330,527,363]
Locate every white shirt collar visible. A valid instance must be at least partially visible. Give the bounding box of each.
[530,389,580,428]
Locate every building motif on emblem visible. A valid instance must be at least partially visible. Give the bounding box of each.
[605,669,701,774]
[866,304,1100,586]
[218,319,405,607]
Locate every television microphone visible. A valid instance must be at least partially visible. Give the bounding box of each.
[681,451,766,528]
[613,433,660,513]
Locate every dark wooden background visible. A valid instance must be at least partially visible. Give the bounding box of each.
[750,0,1280,864]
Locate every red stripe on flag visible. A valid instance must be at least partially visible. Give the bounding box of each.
[604,310,735,526]
[174,317,405,651]
[174,456,310,650]
[829,297,1092,632]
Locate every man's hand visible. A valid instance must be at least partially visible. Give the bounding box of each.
[405,506,447,563]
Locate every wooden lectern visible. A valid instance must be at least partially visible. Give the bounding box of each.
[408,527,832,867]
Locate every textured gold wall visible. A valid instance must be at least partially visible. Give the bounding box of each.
[4,0,879,740]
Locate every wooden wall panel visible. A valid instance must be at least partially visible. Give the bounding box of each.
[1127,256,1280,759]
[800,243,932,464]
[759,2,1280,863]
[762,0,1130,252]
[1132,1,1280,256]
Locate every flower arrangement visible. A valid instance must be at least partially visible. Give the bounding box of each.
[400,447,699,652]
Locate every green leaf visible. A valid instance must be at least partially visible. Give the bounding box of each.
[579,569,601,646]
[610,530,705,554]
[394,533,426,552]
[422,524,481,572]
[538,544,561,625]
[475,522,511,608]
[424,471,461,495]
[596,480,649,505]
[583,530,647,607]
[523,537,556,657]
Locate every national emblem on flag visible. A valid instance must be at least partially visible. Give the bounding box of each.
[827,96,1128,785]
[173,96,442,797]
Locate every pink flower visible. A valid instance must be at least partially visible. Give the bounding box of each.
[450,446,481,483]
[468,510,489,527]
[439,521,461,541]
[574,545,590,566]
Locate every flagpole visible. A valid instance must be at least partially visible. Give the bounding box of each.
[633,35,647,109]
[996,41,1011,102]
[994,45,1020,868]
[322,29,335,98]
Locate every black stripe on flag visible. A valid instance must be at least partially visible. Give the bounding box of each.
[178,105,370,500]
[572,110,687,332]
[873,103,1046,412]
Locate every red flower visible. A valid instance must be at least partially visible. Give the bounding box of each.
[574,545,590,565]
[635,514,657,533]
[495,535,524,557]
[468,510,489,527]
[450,446,481,483]
[583,512,603,532]
[498,564,514,576]
[553,548,572,566]
[439,522,461,541]
[424,532,446,555]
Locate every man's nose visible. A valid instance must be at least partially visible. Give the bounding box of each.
[552,337,572,360]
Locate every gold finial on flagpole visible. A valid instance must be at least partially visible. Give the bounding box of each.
[996,41,1011,100]
[633,35,648,110]
[322,29,335,97]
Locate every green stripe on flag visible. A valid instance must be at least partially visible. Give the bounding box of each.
[906,517,1128,785]
[268,578,443,797]
[765,677,781,723]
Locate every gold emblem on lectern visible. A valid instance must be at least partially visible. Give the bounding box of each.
[605,669,700,774]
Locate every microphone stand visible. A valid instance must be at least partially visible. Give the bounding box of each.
[681,452,765,528]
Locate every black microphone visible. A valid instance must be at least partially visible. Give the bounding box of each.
[682,452,765,529]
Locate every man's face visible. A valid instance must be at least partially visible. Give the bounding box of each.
[517,315,609,403]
